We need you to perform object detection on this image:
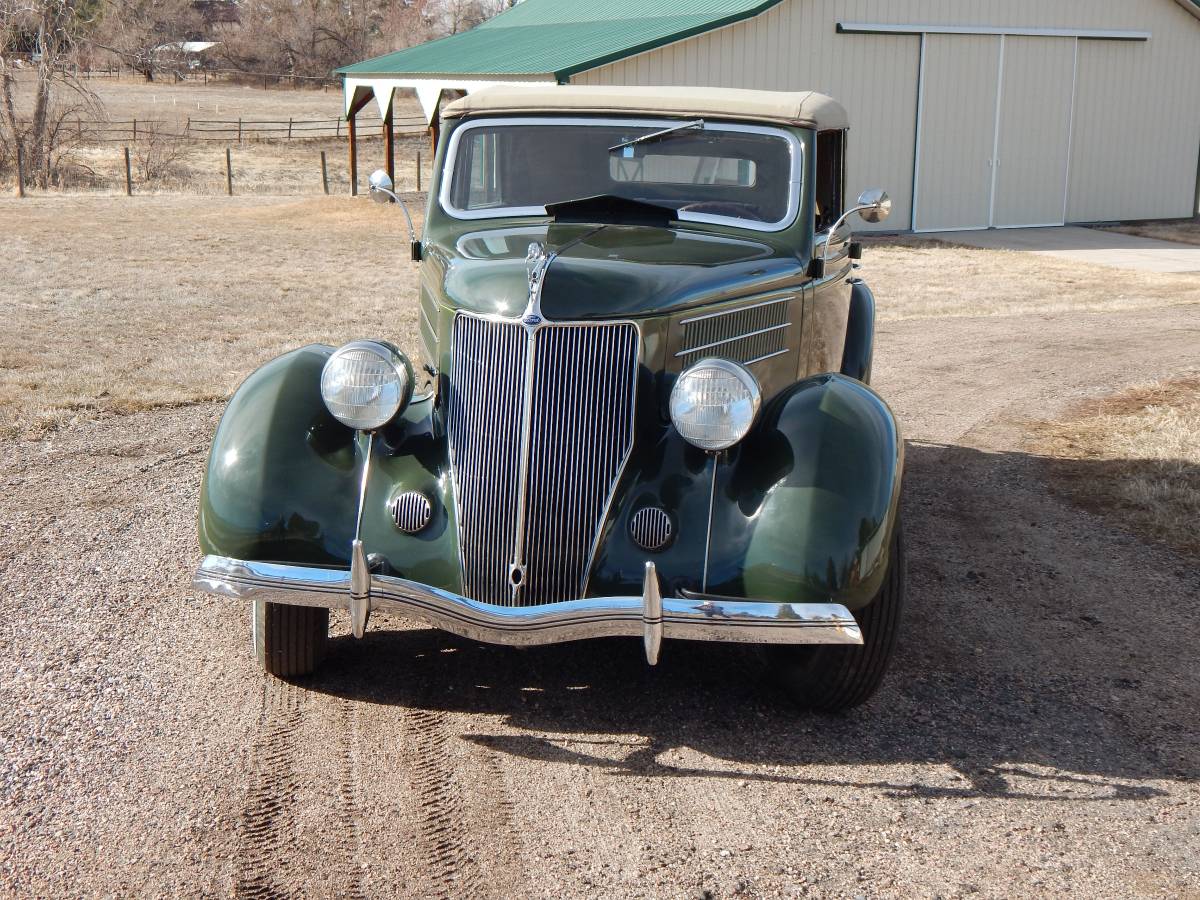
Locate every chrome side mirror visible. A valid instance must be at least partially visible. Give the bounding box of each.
[856,188,891,224]
[814,187,892,275]
[367,168,422,262]
[368,169,394,204]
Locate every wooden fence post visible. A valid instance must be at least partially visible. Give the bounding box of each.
[225,147,233,195]
[416,151,421,192]
[123,147,132,196]
[287,117,293,140]
[237,118,243,144]
[15,145,25,198]
[320,151,329,195]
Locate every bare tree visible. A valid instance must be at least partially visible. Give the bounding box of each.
[215,0,379,80]
[372,0,437,55]
[427,0,511,36]
[214,0,510,78]
[1,0,102,188]
[90,0,203,81]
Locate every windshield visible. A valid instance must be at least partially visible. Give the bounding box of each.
[442,118,802,231]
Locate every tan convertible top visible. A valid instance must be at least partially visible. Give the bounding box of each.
[442,85,849,131]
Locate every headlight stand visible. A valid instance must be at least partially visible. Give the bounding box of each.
[349,431,374,639]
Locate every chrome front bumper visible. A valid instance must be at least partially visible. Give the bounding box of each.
[193,553,862,665]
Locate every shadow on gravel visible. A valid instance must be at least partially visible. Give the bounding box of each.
[306,441,1200,802]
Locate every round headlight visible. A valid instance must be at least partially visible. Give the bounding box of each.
[669,358,762,451]
[320,340,413,431]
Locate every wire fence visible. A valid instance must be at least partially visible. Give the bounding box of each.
[36,63,345,90]
[50,114,426,144]
[7,143,431,198]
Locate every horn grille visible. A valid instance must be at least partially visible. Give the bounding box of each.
[630,507,673,552]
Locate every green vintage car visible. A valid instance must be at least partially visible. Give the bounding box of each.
[193,86,903,710]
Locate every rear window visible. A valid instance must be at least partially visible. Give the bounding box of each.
[609,154,757,187]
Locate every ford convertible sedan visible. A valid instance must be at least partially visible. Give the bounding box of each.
[193,86,904,710]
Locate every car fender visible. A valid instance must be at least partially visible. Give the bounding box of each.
[718,373,902,610]
[840,278,875,383]
[198,346,460,589]
[588,374,901,611]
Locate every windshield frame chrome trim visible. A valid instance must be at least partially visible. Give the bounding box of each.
[439,115,805,233]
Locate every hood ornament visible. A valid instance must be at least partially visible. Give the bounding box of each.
[522,241,551,330]
[526,241,549,291]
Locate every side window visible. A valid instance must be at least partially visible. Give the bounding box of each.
[815,130,845,232]
[466,132,502,208]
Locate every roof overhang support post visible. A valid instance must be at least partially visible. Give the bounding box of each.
[384,104,395,185]
[345,87,372,197]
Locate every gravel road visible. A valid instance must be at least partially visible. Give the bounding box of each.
[2,304,1198,898]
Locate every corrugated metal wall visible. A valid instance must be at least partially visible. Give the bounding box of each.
[911,34,1002,231]
[572,0,1200,229]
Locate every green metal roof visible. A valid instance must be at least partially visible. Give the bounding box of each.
[336,0,784,80]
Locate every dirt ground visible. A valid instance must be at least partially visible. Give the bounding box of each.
[2,196,1199,898]
[1030,377,1200,559]
[1098,219,1200,247]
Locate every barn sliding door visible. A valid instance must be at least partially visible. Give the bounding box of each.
[991,37,1076,228]
[912,35,1002,232]
[913,34,1078,231]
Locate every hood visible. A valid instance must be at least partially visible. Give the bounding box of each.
[435,223,806,320]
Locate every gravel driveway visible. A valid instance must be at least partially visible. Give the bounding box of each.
[2,304,1198,898]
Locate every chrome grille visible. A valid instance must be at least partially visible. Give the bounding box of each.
[446,316,528,604]
[447,315,638,606]
[677,296,792,366]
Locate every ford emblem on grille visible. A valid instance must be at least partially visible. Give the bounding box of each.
[522,314,542,327]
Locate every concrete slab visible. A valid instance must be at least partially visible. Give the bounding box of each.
[921,225,1200,274]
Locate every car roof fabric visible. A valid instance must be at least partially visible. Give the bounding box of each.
[441,85,849,131]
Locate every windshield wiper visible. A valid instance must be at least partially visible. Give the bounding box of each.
[608,119,705,153]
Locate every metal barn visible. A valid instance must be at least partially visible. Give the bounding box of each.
[338,0,1200,231]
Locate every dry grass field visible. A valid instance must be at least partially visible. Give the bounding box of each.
[0,196,425,437]
[866,235,1200,319]
[8,70,422,128]
[4,194,1199,440]
[63,132,430,195]
[3,73,429,194]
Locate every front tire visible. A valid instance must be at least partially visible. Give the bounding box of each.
[252,601,328,678]
[767,521,905,711]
